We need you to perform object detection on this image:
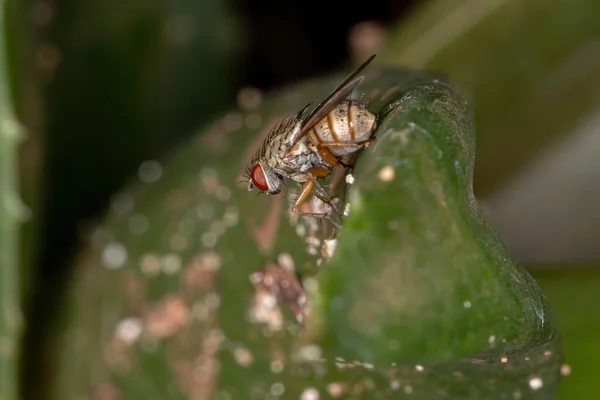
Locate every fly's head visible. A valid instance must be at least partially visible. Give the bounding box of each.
[243,108,310,197]
[245,158,284,195]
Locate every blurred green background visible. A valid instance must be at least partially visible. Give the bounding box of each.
[2,0,600,398]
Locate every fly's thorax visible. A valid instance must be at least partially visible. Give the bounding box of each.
[277,135,325,175]
[264,119,302,166]
[309,100,376,157]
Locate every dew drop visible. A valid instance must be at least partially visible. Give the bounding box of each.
[102,243,128,269]
[110,192,134,216]
[233,347,254,367]
[324,239,337,259]
[161,254,182,274]
[270,382,285,396]
[271,360,284,373]
[277,253,295,272]
[139,253,161,276]
[295,344,322,361]
[128,214,149,234]
[560,364,572,376]
[378,165,395,182]
[300,387,319,400]
[223,206,239,226]
[205,292,221,309]
[326,382,344,397]
[202,232,218,248]
[343,203,351,216]
[215,186,231,201]
[138,160,163,183]
[528,377,543,390]
[237,87,262,110]
[115,317,143,344]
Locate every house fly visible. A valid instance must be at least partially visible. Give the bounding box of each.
[244,54,378,228]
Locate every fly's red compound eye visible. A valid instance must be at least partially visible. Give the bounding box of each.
[251,164,269,192]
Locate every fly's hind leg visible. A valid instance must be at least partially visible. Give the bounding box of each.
[319,138,372,148]
[295,209,341,229]
[313,145,340,167]
[313,144,355,169]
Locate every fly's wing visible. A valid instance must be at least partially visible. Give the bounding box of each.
[287,54,376,147]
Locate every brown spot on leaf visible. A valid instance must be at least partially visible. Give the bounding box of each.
[166,188,192,213]
[93,382,123,400]
[171,328,221,400]
[250,264,306,324]
[182,251,220,292]
[123,273,146,314]
[248,194,283,254]
[144,294,190,339]
[248,288,283,331]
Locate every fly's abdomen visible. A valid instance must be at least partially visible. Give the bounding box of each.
[308,100,376,156]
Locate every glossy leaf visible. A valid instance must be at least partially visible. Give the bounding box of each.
[51,62,561,399]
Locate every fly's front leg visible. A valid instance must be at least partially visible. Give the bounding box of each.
[291,178,341,228]
[291,179,314,214]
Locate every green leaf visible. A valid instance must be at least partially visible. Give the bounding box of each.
[0,1,27,398]
[51,62,561,399]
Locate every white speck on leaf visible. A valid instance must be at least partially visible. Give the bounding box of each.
[102,243,128,269]
[378,165,395,181]
[528,377,543,390]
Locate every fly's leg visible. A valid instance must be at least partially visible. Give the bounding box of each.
[291,178,341,228]
[291,179,314,213]
[339,153,358,169]
[319,139,371,148]
[314,146,340,166]
[376,99,404,118]
[306,168,341,216]
[296,209,341,229]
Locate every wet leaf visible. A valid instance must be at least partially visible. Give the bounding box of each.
[51,62,561,399]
